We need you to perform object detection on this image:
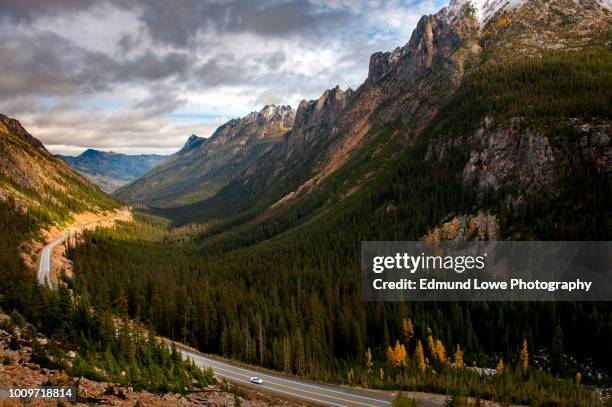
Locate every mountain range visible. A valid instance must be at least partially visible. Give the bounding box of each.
[58,149,167,193]
[116,0,611,228]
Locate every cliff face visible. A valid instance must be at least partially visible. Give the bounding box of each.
[115,105,295,207]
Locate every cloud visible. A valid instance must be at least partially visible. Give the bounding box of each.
[0,0,446,155]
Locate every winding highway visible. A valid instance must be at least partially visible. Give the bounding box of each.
[37,210,130,288]
[178,346,394,407]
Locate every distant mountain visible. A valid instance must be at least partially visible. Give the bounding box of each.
[0,114,119,222]
[115,105,295,207]
[58,149,167,193]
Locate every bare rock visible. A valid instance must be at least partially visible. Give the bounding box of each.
[463,122,555,194]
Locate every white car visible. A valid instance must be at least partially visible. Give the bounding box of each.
[250,377,264,384]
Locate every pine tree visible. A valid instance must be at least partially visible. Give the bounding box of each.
[550,324,564,373]
[402,318,414,344]
[454,345,464,368]
[415,340,425,372]
[520,339,529,373]
[496,358,504,374]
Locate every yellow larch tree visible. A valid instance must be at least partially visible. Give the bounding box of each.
[434,339,447,363]
[496,358,504,374]
[520,339,529,373]
[415,340,426,372]
[387,340,407,368]
[454,344,464,368]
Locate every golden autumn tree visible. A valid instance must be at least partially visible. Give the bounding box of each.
[575,372,582,386]
[402,318,414,343]
[387,340,407,368]
[387,344,394,365]
[434,339,447,363]
[365,347,374,374]
[520,339,529,373]
[415,340,426,372]
[454,344,464,368]
[496,358,504,374]
[379,367,385,382]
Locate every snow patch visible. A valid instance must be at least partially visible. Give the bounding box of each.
[440,0,526,25]
[443,0,612,26]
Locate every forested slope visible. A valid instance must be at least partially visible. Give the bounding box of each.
[0,116,213,393]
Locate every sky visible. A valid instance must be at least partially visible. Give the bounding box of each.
[0,0,447,156]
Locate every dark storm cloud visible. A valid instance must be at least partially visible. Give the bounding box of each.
[0,30,111,96]
[0,0,100,21]
[136,0,355,47]
[0,28,192,97]
[0,0,355,47]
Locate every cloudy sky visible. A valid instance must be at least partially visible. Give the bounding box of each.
[0,0,447,155]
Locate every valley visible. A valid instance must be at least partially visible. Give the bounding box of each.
[0,0,610,405]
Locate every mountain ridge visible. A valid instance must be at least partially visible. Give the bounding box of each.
[115,104,296,207]
[0,114,119,225]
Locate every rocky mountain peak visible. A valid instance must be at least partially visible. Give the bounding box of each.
[180,134,206,153]
[0,114,46,150]
[365,0,479,87]
[294,86,352,132]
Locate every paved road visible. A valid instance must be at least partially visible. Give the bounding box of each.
[37,211,129,288]
[177,345,393,407]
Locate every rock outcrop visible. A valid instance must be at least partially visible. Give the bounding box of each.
[463,121,556,194]
[178,134,206,154]
[0,114,46,150]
